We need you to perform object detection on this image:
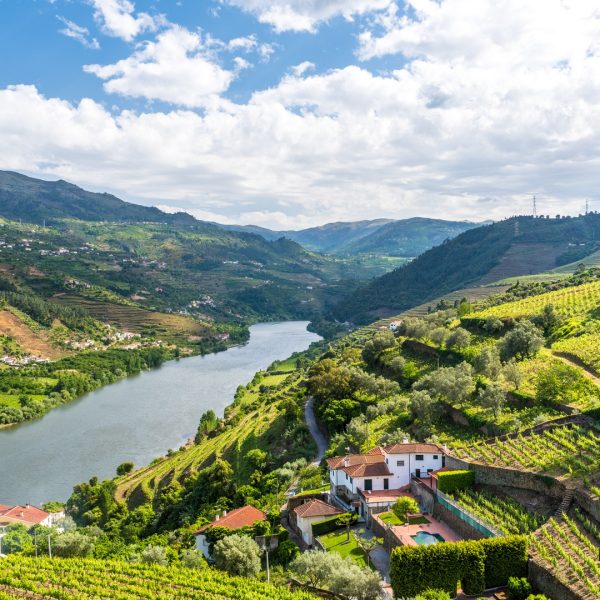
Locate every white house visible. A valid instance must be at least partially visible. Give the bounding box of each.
[292,499,343,546]
[0,504,62,529]
[327,442,445,514]
[193,505,266,559]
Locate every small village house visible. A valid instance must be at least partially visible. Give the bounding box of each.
[0,504,63,530]
[194,505,266,559]
[291,498,342,546]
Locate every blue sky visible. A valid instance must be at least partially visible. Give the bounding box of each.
[0,0,598,228]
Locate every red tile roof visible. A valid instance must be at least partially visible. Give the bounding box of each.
[382,443,442,454]
[293,499,343,519]
[344,462,392,477]
[195,505,266,534]
[0,504,49,525]
[326,453,385,469]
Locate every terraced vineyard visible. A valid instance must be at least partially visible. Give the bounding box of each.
[453,424,600,485]
[531,515,600,599]
[0,557,315,600]
[451,489,546,534]
[117,370,307,507]
[472,279,600,321]
[553,333,600,374]
[53,294,211,343]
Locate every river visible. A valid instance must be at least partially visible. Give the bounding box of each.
[0,321,320,506]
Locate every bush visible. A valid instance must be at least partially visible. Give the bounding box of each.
[275,539,299,565]
[390,536,529,598]
[311,512,358,537]
[213,534,261,577]
[417,590,452,600]
[507,576,532,600]
[436,470,475,494]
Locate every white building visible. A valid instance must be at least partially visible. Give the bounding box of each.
[327,443,445,516]
[291,499,343,546]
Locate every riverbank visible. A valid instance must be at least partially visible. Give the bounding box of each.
[0,321,320,506]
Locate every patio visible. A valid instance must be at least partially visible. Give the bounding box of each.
[389,514,462,547]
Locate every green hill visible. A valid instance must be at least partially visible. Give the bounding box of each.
[335,214,600,323]
[0,171,195,225]
[338,217,480,256]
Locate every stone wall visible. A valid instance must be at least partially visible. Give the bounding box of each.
[528,560,583,600]
[410,479,435,513]
[445,456,567,499]
[574,488,600,523]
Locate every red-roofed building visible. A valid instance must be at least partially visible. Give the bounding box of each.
[291,499,343,545]
[194,505,266,559]
[0,504,63,530]
[327,442,446,518]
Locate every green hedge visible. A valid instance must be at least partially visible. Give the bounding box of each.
[483,536,528,587]
[390,535,528,598]
[437,470,475,493]
[311,512,358,537]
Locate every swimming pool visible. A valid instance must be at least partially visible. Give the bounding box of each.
[412,531,445,545]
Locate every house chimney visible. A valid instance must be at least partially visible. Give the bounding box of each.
[402,437,409,444]
[215,514,220,521]
[223,510,227,517]
[343,456,349,468]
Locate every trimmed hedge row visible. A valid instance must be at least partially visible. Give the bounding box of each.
[390,535,528,597]
[311,512,358,537]
[437,470,475,493]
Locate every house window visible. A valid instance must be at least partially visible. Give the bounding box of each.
[385,458,388,464]
[396,460,405,466]
[433,455,438,459]
[364,479,373,491]
[384,478,389,490]
[415,454,424,461]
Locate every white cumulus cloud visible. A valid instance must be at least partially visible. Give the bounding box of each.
[84,27,235,107]
[222,0,393,32]
[90,0,159,42]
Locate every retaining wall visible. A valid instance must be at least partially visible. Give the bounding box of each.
[528,560,583,600]
[432,502,487,541]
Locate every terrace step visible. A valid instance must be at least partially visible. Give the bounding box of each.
[554,488,575,517]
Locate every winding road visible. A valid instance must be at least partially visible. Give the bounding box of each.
[304,397,328,465]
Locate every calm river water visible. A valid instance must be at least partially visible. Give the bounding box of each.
[0,321,320,506]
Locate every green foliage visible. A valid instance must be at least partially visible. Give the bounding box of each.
[535,362,599,406]
[498,321,545,362]
[391,497,420,520]
[311,512,358,537]
[507,577,532,600]
[417,591,452,600]
[116,462,134,476]
[390,536,528,598]
[436,470,475,494]
[53,532,95,558]
[275,539,300,565]
[213,534,262,578]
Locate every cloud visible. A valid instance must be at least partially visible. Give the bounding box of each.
[84,27,235,107]
[90,0,159,42]
[57,16,100,49]
[291,61,315,77]
[3,0,600,228]
[221,0,392,32]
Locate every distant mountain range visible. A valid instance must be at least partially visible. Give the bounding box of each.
[0,171,196,225]
[335,214,600,323]
[221,217,482,257]
[0,171,481,260]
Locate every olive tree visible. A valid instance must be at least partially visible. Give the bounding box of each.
[213,534,261,577]
[498,321,544,361]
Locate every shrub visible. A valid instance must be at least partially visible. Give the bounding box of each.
[417,590,452,600]
[390,536,528,598]
[436,470,475,494]
[275,539,300,565]
[311,512,358,537]
[507,576,532,600]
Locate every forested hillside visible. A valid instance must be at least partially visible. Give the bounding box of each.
[336,214,600,323]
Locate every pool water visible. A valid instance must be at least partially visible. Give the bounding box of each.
[412,532,445,545]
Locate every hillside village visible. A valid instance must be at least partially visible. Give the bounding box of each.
[2,265,599,600]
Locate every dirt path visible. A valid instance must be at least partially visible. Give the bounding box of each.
[553,352,600,386]
[304,397,328,465]
[0,310,64,359]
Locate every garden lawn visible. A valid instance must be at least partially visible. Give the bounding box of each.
[318,530,370,568]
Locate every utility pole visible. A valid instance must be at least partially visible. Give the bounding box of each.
[586,199,590,214]
[47,534,52,558]
[532,195,537,217]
